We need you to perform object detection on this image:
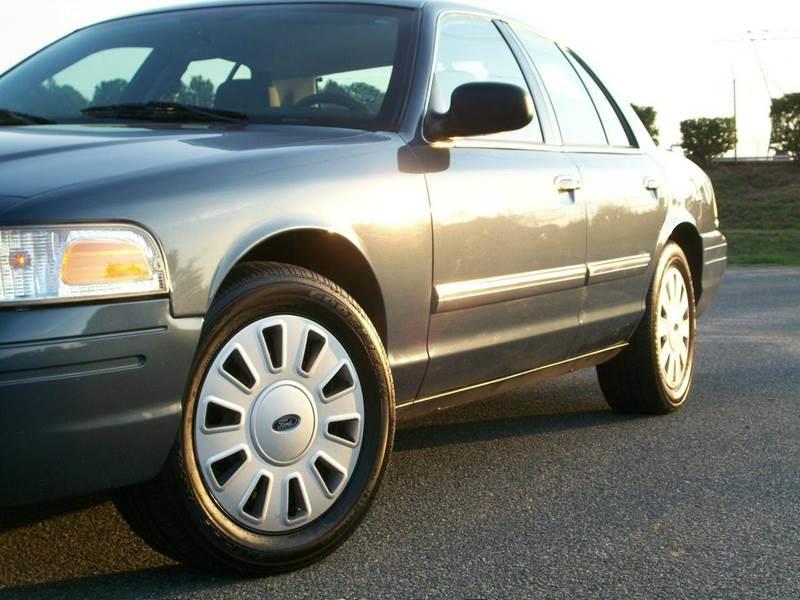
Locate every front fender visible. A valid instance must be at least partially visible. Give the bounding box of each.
[208,220,370,309]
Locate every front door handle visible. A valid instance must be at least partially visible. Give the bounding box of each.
[644,176,660,191]
[555,175,582,193]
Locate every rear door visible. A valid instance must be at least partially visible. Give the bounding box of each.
[512,27,666,355]
[416,15,586,398]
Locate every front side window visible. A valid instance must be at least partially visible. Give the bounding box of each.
[513,27,607,146]
[0,5,415,130]
[429,15,542,143]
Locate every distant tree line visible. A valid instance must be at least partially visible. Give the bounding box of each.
[28,71,800,165]
[24,75,219,116]
[632,91,800,167]
[26,75,383,116]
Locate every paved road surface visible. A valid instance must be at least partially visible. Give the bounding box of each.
[1,268,798,599]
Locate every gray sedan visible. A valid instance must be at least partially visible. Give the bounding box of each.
[0,0,726,574]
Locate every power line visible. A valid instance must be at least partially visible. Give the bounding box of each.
[745,31,781,97]
[715,30,800,42]
[713,30,799,97]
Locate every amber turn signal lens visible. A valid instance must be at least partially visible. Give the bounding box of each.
[61,239,152,286]
[9,251,30,270]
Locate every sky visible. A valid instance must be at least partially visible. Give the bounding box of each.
[1,0,799,155]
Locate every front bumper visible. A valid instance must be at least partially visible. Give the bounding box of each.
[0,298,202,506]
[697,230,728,316]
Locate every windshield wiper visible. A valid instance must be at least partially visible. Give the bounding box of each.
[0,109,55,126]
[81,101,249,124]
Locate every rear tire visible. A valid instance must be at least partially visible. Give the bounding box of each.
[597,242,697,415]
[115,262,394,574]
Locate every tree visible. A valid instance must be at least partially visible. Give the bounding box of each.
[176,76,215,108]
[26,79,88,116]
[680,117,737,167]
[770,93,800,160]
[631,104,659,144]
[91,79,128,106]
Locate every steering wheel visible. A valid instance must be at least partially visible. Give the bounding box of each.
[294,93,369,114]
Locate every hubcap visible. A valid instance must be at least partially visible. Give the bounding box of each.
[194,315,364,533]
[251,382,315,465]
[656,265,692,391]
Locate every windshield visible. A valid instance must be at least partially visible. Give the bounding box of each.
[0,4,415,130]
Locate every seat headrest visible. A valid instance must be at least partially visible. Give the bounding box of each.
[214,79,270,114]
[430,70,479,113]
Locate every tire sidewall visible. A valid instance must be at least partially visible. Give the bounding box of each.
[649,244,697,409]
[176,269,393,570]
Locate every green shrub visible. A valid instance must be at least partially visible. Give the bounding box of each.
[680,117,737,167]
[770,93,800,160]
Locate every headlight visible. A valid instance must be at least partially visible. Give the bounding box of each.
[0,225,168,305]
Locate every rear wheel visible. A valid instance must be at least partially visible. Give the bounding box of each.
[597,242,697,414]
[115,262,394,574]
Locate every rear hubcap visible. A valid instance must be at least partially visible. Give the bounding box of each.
[656,265,692,392]
[194,315,364,533]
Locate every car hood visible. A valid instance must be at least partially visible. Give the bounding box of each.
[0,124,366,199]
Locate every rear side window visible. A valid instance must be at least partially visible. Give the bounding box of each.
[567,54,632,147]
[512,27,606,146]
[429,15,542,143]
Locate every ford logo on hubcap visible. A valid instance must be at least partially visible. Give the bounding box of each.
[272,414,301,433]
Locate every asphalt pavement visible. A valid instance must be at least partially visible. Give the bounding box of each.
[1,267,798,599]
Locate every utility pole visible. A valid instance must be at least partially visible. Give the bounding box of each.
[715,30,800,158]
[732,68,738,161]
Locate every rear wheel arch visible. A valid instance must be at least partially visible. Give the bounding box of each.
[667,223,703,303]
[214,229,388,348]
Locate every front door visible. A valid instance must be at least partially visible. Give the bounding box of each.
[416,15,587,398]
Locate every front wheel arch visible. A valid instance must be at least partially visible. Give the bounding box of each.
[115,262,395,575]
[211,228,388,348]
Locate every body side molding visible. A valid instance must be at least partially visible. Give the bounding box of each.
[433,264,587,313]
[587,253,651,285]
[434,253,653,314]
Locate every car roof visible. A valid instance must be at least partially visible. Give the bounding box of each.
[109,0,502,23]
[93,1,558,55]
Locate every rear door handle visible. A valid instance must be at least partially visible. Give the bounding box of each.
[644,176,660,191]
[555,175,582,192]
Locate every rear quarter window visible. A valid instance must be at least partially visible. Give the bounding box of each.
[566,54,632,147]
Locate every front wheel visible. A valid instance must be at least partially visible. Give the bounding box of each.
[115,262,394,574]
[597,242,697,414]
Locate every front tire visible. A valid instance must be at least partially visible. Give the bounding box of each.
[115,262,394,574]
[597,242,697,414]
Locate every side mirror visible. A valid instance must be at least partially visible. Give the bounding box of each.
[426,82,534,142]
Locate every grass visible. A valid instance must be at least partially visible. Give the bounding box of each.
[708,162,800,265]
